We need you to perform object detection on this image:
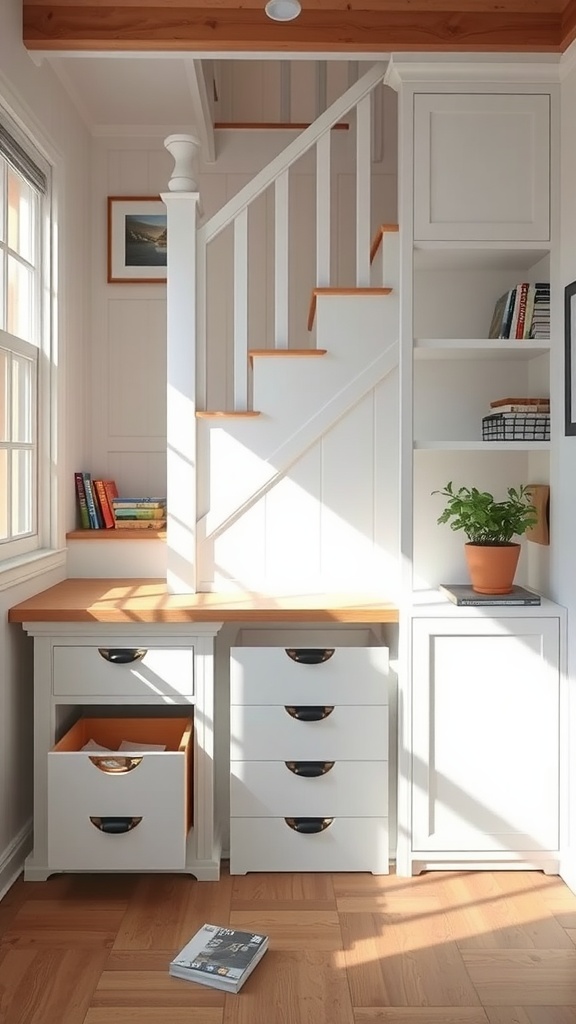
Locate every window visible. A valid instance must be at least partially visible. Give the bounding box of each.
[0,117,49,563]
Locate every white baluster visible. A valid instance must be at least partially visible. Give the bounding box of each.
[234,209,249,409]
[275,171,289,349]
[356,94,371,287]
[316,132,331,287]
[164,133,201,191]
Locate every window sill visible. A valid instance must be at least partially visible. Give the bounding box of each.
[0,547,66,593]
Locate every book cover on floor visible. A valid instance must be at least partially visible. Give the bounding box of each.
[439,584,541,606]
[169,923,269,993]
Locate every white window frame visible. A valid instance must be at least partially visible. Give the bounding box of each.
[0,112,55,576]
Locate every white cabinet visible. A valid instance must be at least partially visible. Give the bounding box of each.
[413,93,550,242]
[229,645,390,874]
[406,608,564,874]
[21,621,223,882]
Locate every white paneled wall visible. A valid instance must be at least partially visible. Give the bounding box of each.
[199,372,400,593]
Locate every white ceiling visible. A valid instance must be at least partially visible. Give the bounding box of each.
[47,56,203,134]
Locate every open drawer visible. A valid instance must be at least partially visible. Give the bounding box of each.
[47,716,193,871]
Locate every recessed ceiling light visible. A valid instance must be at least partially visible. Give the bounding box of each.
[265,0,302,20]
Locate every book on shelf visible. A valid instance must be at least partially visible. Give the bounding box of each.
[169,923,269,993]
[112,498,166,508]
[490,397,550,409]
[489,405,549,415]
[93,479,115,529]
[113,507,166,520]
[113,518,166,530]
[74,472,91,530]
[487,282,550,341]
[82,473,101,529]
[439,584,541,607]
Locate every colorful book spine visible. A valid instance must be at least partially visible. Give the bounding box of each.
[112,498,166,506]
[500,287,516,339]
[113,508,166,520]
[82,473,101,529]
[103,480,119,510]
[513,283,530,339]
[113,519,166,530]
[93,479,115,529]
[74,472,90,530]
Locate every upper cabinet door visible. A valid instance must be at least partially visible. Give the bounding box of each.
[414,93,550,242]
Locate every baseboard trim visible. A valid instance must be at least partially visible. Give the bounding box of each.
[559,856,576,895]
[0,821,32,900]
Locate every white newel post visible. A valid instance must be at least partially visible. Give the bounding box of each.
[162,133,201,594]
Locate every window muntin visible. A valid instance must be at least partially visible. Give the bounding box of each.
[0,130,46,562]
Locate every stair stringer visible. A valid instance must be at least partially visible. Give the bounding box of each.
[197,362,400,593]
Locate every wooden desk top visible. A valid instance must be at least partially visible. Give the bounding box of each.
[8,578,399,625]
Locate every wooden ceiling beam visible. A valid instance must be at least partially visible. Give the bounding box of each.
[561,0,576,48]
[23,6,562,52]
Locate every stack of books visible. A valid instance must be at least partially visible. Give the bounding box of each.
[482,397,550,442]
[111,496,167,530]
[74,473,119,529]
[488,282,550,340]
[169,923,269,993]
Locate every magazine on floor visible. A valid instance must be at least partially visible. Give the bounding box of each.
[169,923,269,993]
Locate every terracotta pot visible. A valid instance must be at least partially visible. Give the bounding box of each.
[464,542,521,594]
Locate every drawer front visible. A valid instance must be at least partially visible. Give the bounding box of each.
[230,817,389,874]
[230,705,388,760]
[53,646,194,698]
[230,760,389,817]
[230,647,389,705]
[48,752,187,870]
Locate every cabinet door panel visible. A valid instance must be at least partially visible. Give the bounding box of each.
[412,617,559,852]
[414,94,550,242]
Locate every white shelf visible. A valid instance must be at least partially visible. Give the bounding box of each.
[415,339,550,360]
[414,243,550,271]
[414,440,550,451]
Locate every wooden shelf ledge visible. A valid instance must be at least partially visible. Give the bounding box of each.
[249,348,327,362]
[196,410,262,419]
[67,529,166,540]
[370,223,399,265]
[308,287,393,331]
[215,122,349,131]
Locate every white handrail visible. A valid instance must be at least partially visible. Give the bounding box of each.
[197,61,388,248]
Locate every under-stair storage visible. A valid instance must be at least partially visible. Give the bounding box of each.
[229,645,390,874]
[21,621,222,881]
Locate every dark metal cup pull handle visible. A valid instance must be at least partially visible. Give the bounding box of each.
[285,761,335,777]
[285,648,335,665]
[89,816,142,834]
[285,817,334,834]
[98,648,147,665]
[284,705,334,722]
[89,756,142,774]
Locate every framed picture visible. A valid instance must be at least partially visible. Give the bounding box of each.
[565,280,576,434]
[107,196,167,283]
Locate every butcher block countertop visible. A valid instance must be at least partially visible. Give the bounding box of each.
[8,578,399,625]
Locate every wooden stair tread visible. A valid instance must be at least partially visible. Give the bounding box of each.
[249,348,328,361]
[308,287,393,331]
[370,222,400,264]
[196,410,262,418]
[214,122,349,131]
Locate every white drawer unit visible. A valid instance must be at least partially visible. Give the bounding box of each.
[48,717,193,872]
[20,620,223,883]
[230,645,390,874]
[52,644,194,698]
[230,645,389,705]
[230,704,389,761]
[230,760,389,818]
[230,817,390,874]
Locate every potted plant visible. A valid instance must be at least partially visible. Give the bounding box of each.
[432,482,538,594]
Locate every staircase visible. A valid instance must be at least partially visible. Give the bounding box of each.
[164,62,401,595]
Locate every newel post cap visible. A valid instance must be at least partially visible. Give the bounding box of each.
[164,133,201,192]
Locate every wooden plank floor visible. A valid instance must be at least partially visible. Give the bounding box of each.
[1,868,576,1023]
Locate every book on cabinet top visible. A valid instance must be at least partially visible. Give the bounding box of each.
[169,923,269,993]
[439,584,541,607]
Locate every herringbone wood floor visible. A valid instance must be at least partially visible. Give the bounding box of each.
[1,867,576,1023]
